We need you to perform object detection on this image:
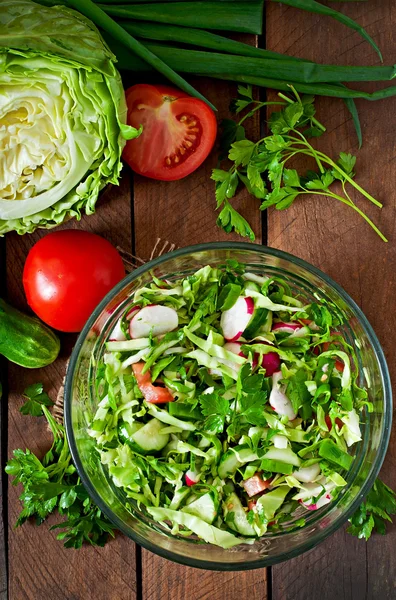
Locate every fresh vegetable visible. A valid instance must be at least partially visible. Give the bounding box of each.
[87,260,376,547]
[348,479,396,541]
[23,230,125,333]
[6,385,115,548]
[130,303,178,338]
[132,362,174,403]
[38,0,396,147]
[123,84,217,181]
[0,298,60,368]
[0,0,140,235]
[212,86,386,242]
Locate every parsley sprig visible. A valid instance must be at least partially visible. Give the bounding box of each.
[6,384,116,549]
[212,85,386,242]
[348,479,396,541]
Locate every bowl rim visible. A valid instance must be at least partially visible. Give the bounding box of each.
[64,241,392,570]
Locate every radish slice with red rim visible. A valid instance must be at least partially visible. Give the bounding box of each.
[220,296,254,342]
[130,305,178,338]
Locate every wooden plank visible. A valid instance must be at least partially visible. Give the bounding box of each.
[6,179,138,600]
[267,1,396,599]
[133,75,267,599]
[0,237,8,600]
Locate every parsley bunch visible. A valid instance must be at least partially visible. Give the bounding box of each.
[6,385,115,549]
[348,479,396,541]
[212,85,386,242]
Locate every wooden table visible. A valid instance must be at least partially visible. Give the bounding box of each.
[1,2,395,599]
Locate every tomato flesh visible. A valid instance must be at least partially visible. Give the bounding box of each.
[123,84,217,181]
[23,230,125,332]
[132,362,174,404]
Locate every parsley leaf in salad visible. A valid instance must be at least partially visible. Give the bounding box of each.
[213,86,387,242]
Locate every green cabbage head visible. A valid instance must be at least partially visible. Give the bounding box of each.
[0,0,140,235]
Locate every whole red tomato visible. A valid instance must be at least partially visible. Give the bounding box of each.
[23,230,125,332]
[123,84,217,181]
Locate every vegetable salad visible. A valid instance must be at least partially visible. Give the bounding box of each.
[89,261,371,548]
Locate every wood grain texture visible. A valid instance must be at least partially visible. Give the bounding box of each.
[133,73,267,599]
[6,179,138,600]
[267,2,396,599]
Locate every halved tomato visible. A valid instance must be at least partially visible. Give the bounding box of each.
[123,84,217,181]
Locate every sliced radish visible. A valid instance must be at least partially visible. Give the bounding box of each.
[130,305,178,338]
[220,296,254,342]
[299,493,331,511]
[242,474,272,498]
[269,372,296,420]
[272,322,303,334]
[185,470,200,486]
[126,306,141,321]
[109,319,127,342]
[223,342,245,357]
[293,463,321,483]
[261,351,281,377]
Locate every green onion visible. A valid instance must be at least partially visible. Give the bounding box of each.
[65,0,216,110]
[119,42,396,84]
[259,459,294,475]
[319,439,354,470]
[99,1,264,34]
[274,0,382,61]
[122,20,306,62]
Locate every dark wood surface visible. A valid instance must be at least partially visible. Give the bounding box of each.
[267,2,396,599]
[1,1,395,599]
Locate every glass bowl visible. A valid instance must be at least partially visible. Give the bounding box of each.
[64,242,392,570]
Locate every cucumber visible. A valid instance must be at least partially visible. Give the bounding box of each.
[0,298,60,368]
[243,308,269,339]
[168,402,203,421]
[223,492,255,536]
[218,445,258,480]
[121,418,170,453]
[182,491,219,524]
[118,421,143,445]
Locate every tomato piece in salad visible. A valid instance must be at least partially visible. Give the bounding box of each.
[132,362,174,404]
[123,84,217,181]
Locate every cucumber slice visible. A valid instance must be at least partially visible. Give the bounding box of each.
[218,445,258,480]
[243,308,269,339]
[118,421,143,445]
[182,491,219,524]
[223,492,255,536]
[168,402,203,421]
[130,418,170,453]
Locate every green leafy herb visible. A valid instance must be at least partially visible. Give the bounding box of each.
[199,391,231,433]
[20,383,54,417]
[348,479,396,541]
[213,86,386,242]
[6,384,115,548]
